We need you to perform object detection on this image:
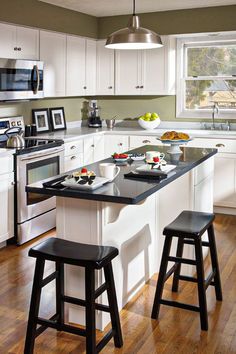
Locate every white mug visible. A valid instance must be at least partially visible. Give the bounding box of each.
[145,151,165,161]
[99,163,120,181]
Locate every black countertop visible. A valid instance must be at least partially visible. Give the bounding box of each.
[26,145,217,205]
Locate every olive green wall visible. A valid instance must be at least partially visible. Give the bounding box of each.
[0,0,97,38]
[98,5,236,38]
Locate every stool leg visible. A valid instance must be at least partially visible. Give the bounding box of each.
[104,262,123,348]
[151,236,172,319]
[85,268,96,354]
[56,262,65,329]
[172,238,184,292]
[24,259,45,354]
[207,224,223,301]
[194,238,208,331]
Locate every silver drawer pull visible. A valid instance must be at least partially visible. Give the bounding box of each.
[91,144,95,148]
[143,140,151,143]
[216,143,225,147]
[118,143,123,146]
[70,145,76,150]
[71,156,77,160]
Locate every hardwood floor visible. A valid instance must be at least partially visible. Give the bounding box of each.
[0,214,236,353]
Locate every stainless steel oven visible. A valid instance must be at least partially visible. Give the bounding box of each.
[0,59,44,101]
[16,146,64,245]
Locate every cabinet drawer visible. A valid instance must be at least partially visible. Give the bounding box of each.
[129,135,163,148]
[64,153,83,172]
[194,157,214,186]
[0,155,14,175]
[188,138,236,153]
[64,140,83,156]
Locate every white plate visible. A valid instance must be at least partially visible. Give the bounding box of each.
[135,164,176,176]
[113,158,129,163]
[62,176,110,190]
[130,155,145,161]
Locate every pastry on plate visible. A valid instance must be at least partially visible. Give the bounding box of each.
[161,131,190,141]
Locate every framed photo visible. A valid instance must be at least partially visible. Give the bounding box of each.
[32,109,51,133]
[49,107,67,131]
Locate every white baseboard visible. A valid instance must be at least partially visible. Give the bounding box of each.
[214,206,236,215]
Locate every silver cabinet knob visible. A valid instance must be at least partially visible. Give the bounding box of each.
[140,85,144,88]
[118,143,123,146]
[108,86,113,89]
[14,47,18,51]
[71,156,77,160]
[143,140,151,143]
[18,47,22,51]
[83,86,87,89]
[216,143,225,147]
[70,145,76,150]
[136,86,140,89]
[91,144,95,148]
[11,181,15,185]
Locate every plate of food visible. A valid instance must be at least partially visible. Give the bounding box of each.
[61,168,109,190]
[129,153,145,161]
[135,163,176,176]
[157,131,192,154]
[112,153,129,162]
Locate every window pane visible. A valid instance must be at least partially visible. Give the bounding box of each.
[187,46,236,77]
[185,80,236,109]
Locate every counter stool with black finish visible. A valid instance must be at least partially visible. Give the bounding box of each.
[24,238,123,354]
[151,211,222,331]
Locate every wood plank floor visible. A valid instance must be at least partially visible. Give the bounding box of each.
[0,214,236,353]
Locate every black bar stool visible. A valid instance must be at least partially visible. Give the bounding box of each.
[24,238,123,354]
[151,210,222,331]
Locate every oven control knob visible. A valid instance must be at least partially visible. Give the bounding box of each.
[17,121,22,126]
[11,122,16,126]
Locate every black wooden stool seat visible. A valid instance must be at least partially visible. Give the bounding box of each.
[152,211,222,331]
[24,238,123,354]
[29,238,118,268]
[163,210,215,238]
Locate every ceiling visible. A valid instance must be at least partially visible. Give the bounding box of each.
[39,0,236,17]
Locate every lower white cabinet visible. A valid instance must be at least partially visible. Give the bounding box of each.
[83,135,104,166]
[104,135,129,158]
[0,172,14,243]
[129,135,163,150]
[64,140,83,172]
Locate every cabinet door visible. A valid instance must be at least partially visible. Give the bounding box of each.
[93,135,104,162]
[83,136,95,165]
[104,135,129,157]
[64,154,83,172]
[115,50,140,95]
[214,155,236,208]
[96,40,114,95]
[0,23,16,58]
[85,39,96,95]
[0,172,14,243]
[16,26,39,60]
[40,30,66,97]
[66,35,86,96]
[141,47,165,95]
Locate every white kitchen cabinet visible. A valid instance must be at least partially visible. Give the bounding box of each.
[129,135,163,150]
[104,135,129,158]
[0,172,14,244]
[0,23,39,60]
[115,36,176,95]
[83,135,104,165]
[64,140,84,172]
[66,36,96,96]
[96,40,115,95]
[40,30,66,97]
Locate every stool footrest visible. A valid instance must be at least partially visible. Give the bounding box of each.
[168,256,196,266]
[41,271,58,288]
[96,329,113,353]
[159,299,200,312]
[37,316,86,337]
[63,295,110,313]
[164,264,178,282]
[95,282,108,298]
[178,275,198,283]
[183,239,210,247]
[205,270,216,289]
[36,313,59,337]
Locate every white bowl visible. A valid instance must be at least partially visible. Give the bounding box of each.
[138,117,161,130]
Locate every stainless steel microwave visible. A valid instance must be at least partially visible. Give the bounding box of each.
[0,59,44,101]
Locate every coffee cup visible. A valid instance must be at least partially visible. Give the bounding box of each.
[99,163,120,181]
[145,151,165,161]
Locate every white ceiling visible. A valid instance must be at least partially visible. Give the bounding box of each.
[39,0,236,17]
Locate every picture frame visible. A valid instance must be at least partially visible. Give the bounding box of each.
[32,108,51,133]
[49,107,67,131]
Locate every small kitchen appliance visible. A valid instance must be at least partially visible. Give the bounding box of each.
[87,100,102,128]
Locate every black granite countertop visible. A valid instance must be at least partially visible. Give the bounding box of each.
[26,145,217,205]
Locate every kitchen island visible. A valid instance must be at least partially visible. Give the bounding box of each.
[26,145,217,330]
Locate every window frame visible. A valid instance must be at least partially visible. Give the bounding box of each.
[176,33,236,119]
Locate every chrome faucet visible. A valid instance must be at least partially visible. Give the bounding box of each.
[212,103,219,130]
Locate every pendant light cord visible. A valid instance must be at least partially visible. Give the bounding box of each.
[133,0,136,15]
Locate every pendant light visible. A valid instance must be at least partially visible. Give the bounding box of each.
[105,0,163,50]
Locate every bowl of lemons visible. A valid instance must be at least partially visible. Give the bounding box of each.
[138,112,161,130]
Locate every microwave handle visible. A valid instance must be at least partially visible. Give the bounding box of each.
[32,65,40,94]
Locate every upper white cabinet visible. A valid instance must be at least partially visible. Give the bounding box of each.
[66,36,96,96]
[96,40,115,95]
[0,23,39,60]
[115,36,176,95]
[40,30,66,97]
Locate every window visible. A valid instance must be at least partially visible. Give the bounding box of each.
[176,33,236,119]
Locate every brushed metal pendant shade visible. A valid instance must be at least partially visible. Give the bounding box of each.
[105,1,163,50]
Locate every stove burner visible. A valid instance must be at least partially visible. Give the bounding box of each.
[0,137,64,154]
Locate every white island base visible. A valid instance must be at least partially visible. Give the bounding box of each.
[56,158,214,330]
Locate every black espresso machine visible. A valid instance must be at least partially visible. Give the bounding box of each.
[88,100,102,128]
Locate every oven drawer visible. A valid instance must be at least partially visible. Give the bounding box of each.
[64,140,83,156]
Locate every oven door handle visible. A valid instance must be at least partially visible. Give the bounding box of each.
[19,148,64,161]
